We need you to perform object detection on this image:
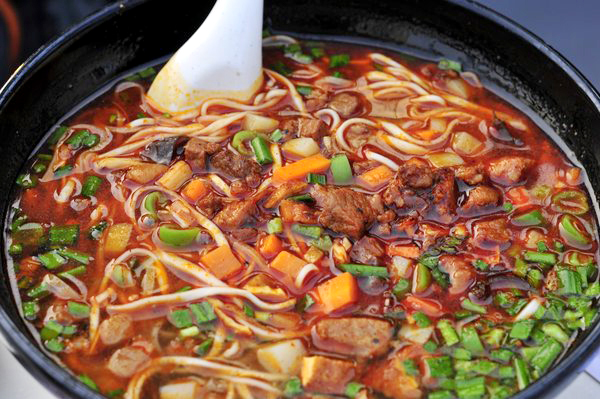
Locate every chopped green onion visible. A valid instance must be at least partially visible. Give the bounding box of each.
[344,382,364,398]
[423,340,438,353]
[554,240,565,252]
[330,54,350,68]
[107,389,125,398]
[473,259,489,271]
[559,214,591,247]
[232,130,260,155]
[482,328,505,348]
[413,311,431,327]
[530,338,562,372]
[513,356,530,390]
[552,190,589,215]
[158,225,200,247]
[453,348,472,361]
[88,220,108,240]
[53,164,73,178]
[537,241,549,252]
[527,269,543,288]
[40,320,64,340]
[437,319,459,346]
[283,377,303,397]
[413,263,432,293]
[291,223,322,239]
[295,294,315,313]
[429,390,453,399]
[48,125,68,145]
[311,235,333,251]
[272,61,291,76]
[541,323,570,344]
[267,218,283,234]
[338,263,389,278]
[78,374,98,391]
[455,376,485,398]
[27,283,49,299]
[461,298,486,314]
[189,302,216,324]
[438,59,462,72]
[296,86,312,96]
[67,301,91,318]
[330,154,353,184]
[251,136,273,165]
[58,265,87,278]
[513,209,545,226]
[138,66,156,78]
[243,303,255,318]
[310,47,325,58]
[503,202,514,212]
[45,338,64,353]
[194,338,214,356]
[169,309,194,328]
[32,162,47,174]
[307,173,326,185]
[332,71,344,78]
[37,251,67,270]
[57,248,90,265]
[392,279,410,298]
[491,349,513,363]
[523,250,556,265]
[270,129,284,142]
[22,301,39,320]
[461,327,484,354]
[557,268,583,295]
[16,173,38,189]
[287,194,314,203]
[48,224,79,246]
[510,320,536,340]
[67,130,99,149]
[81,176,103,197]
[425,356,453,377]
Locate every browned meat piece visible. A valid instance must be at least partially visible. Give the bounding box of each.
[264,181,308,208]
[311,185,378,239]
[368,193,396,224]
[472,218,512,249]
[213,199,257,230]
[196,191,224,218]
[231,228,258,242]
[210,149,262,187]
[313,317,393,358]
[346,123,370,149]
[99,314,134,347]
[301,356,355,395]
[462,185,500,211]
[107,346,150,378]
[305,87,329,112]
[279,199,318,224]
[455,164,484,185]
[487,155,534,185]
[362,346,423,399]
[184,138,220,169]
[383,160,433,208]
[329,92,362,118]
[431,168,457,222]
[353,160,379,175]
[281,117,328,140]
[439,255,475,295]
[350,236,385,265]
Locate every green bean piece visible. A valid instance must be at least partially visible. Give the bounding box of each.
[291,223,322,239]
[541,323,570,344]
[338,264,389,278]
[461,327,484,354]
[523,251,557,265]
[510,320,536,340]
[81,176,103,197]
[283,377,303,397]
[530,338,562,372]
[461,298,486,314]
[344,382,365,398]
[425,356,454,377]
[48,224,79,246]
[437,319,460,346]
[513,357,530,391]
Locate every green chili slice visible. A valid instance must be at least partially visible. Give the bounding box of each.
[158,225,200,247]
[232,130,259,155]
[559,214,591,247]
[48,224,79,246]
[552,190,589,215]
[512,209,545,226]
[143,191,167,215]
[413,263,432,293]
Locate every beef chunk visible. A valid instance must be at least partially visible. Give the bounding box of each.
[231,227,258,242]
[439,255,475,295]
[281,117,328,140]
[184,138,220,169]
[431,168,457,221]
[99,314,134,347]
[141,137,176,165]
[363,347,423,399]
[383,160,433,208]
[487,155,534,185]
[279,199,318,224]
[462,185,500,211]
[301,356,355,395]
[329,92,361,118]
[196,192,224,218]
[313,317,393,358]
[305,87,329,112]
[311,185,378,239]
[350,236,385,265]
[210,149,262,187]
[264,181,308,208]
[213,199,257,230]
[107,346,150,378]
[346,123,370,149]
[455,164,485,185]
[472,218,512,249]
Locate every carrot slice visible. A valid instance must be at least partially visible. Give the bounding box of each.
[200,245,242,279]
[272,154,331,182]
[182,178,209,202]
[259,234,283,259]
[387,243,421,259]
[270,250,306,279]
[356,164,394,190]
[316,272,358,313]
[402,295,444,317]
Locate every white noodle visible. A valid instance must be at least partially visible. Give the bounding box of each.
[335,118,377,152]
[364,150,400,171]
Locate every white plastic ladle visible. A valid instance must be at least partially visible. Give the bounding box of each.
[147,0,264,114]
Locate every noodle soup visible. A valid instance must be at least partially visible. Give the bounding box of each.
[6,36,599,399]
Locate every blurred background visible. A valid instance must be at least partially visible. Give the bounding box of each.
[0,0,599,89]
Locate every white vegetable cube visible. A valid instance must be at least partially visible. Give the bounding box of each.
[243,113,279,133]
[157,160,193,190]
[256,338,306,375]
[159,381,199,399]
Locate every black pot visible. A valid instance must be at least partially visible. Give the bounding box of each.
[1,0,599,398]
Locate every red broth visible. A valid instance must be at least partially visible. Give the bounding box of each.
[6,37,599,399]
